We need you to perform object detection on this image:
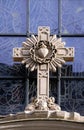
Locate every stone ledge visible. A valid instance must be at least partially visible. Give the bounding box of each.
[0,111,84,123]
[49,111,82,121]
[0,118,84,130]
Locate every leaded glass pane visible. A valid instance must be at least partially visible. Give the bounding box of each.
[63,38,84,72]
[62,0,84,34]
[0,79,25,115]
[0,37,26,65]
[60,79,84,115]
[29,0,58,34]
[0,0,27,34]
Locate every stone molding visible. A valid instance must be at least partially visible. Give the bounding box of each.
[0,111,84,123]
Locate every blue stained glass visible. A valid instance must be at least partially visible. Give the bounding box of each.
[63,37,84,72]
[62,0,84,34]
[0,0,27,34]
[29,0,58,34]
[0,37,26,65]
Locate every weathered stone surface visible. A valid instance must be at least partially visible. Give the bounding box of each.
[25,96,61,111]
[69,112,80,121]
[49,111,70,119]
[25,110,48,118]
[0,113,84,130]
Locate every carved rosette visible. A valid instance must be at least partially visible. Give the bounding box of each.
[21,34,66,72]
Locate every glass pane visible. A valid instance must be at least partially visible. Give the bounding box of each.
[0,79,25,115]
[63,37,84,72]
[0,37,26,64]
[0,63,26,77]
[0,0,27,34]
[62,0,84,34]
[30,0,58,34]
[61,79,84,115]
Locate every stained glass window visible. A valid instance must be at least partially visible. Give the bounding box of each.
[0,0,27,34]
[0,0,84,115]
[62,0,84,34]
[0,37,26,64]
[29,0,58,34]
[0,0,27,115]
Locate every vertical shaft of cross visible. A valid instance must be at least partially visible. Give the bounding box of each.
[37,64,49,98]
[37,27,50,98]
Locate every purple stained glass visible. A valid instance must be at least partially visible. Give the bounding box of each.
[29,0,58,34]
[0,37,26,65]
[62,0,84,34]
[0,0,27,34]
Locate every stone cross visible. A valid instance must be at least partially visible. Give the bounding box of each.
[13,26,74,111]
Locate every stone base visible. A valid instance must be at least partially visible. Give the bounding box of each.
[0,96,83,130]
[25,96,61,111]
[0,110,84,122]
[0,111,84,130]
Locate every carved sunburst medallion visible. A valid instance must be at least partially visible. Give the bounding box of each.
[21,34,66,72]
[29,41,57,64]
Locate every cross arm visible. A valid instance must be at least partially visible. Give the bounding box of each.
[56,47,74,61]
[13,48,22,62]
[13,47,29,62]
[13,47,74,62]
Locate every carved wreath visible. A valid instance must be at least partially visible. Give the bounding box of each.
[21,35,65,72]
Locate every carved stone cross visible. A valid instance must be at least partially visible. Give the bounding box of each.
[13,26,74,111]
